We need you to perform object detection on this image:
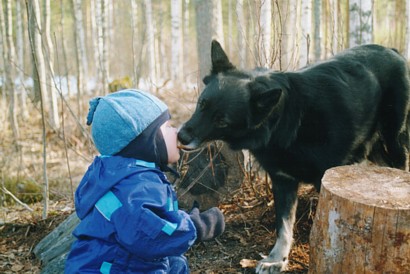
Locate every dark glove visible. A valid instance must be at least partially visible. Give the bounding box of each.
[189,204,225,242]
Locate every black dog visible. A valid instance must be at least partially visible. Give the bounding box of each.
[178,40,410,273]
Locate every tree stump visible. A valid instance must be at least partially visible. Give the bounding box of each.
[309,165,410,273]
[171,141,244,210]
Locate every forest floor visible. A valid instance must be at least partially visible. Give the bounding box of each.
[0,180,318,273]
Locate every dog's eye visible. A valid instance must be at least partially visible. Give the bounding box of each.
[215,117,228,128]
[198,99,207,111]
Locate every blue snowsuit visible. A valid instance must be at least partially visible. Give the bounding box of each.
[65,156,197,273]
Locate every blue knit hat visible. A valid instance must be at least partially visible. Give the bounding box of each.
[86,89,169,155]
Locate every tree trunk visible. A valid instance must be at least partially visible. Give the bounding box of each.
[299,0,311,67]
[43,0,60,129]
[102,0,110,94]
[26,0,49,219]
[194,0,224,90]
[27,0,48,107]
[312,0,321,62]
[236,0,246,69]
[155,2,165,85]
[349,0,373,47]
[406,0,410,58]
[16,0,28,120]
[90,0,102,94]
[72,0,87,117]
[309,165,410,273]
[130,0,141,87]
[94,0,109,95]
[59,0,73,97]
[174,142,244,210]
[171,0,183,85]
[0,1,6,124]
[4,0,20,141]
[144,0,157,87]
[330,0,339,54]
[259,0,272,68]
[280,0,297,70]
[183,0,190,73]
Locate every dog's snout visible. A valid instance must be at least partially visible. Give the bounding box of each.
[177,126,193,145]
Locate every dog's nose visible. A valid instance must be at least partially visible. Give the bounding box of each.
[177,126,192,145]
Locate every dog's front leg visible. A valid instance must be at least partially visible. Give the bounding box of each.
[256,173,299,274]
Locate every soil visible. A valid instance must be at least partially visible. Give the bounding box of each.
[0,179,318,274]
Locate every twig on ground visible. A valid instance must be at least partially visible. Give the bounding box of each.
[1,186,34,212]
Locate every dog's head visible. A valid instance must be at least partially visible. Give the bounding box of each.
[178,40,286,151]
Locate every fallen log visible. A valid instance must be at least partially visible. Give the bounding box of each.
[309,165,410,273]
[33,212,79,273]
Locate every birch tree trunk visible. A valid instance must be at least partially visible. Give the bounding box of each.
[91,0,102,94]
[93,0,109,94]
[27,0,48,107]
[281,0,297,70]
[236,0,246,69]
[312,0,321,62]
[144,0,157,87]
[407,0,410,58]
[43,0,60,129]
[16,0,28,120]
[59,0,73,97]
[214,1,224,48]
[171,0,183,85]
[101,0,109,94]
[259,0,272,68]
[227,0,233,56]
[349,0,373,47]
[72,0,87,116]
[5,0,20,141]
[130,0,141,86]
[331,0,339,54]
[155,3,165,84]
[183,0,190,72]
[0,1,6,124]
[26,0,49,219]
[299,0,312,67]
[194,0,224,90]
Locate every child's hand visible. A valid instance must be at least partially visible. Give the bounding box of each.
[189,201,200,213]
[189,206,225,242]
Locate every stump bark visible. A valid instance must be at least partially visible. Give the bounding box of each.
[309,165,410,274]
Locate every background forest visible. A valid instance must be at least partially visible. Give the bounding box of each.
[1,0,410,218]
[1,0,409,219]
[1,0,410,273]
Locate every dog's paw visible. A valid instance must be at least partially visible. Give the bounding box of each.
[255,256,288,274]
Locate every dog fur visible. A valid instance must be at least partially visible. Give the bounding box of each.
[178,40,410,273]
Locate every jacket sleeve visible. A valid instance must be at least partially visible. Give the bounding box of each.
[109,172,197,260]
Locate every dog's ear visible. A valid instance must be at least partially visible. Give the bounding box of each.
[248,76,283,128]
[211,40,235,74]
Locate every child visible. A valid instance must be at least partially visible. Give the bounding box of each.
[65,89,225,273]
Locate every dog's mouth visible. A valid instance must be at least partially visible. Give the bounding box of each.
[177,141,202,152]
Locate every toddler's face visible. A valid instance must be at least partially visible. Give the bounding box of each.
[160,121,180,164]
